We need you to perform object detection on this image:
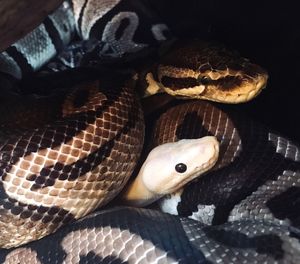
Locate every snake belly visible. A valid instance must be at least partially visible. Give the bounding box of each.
[0,71,144,248]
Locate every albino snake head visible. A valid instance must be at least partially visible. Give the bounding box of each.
[140,136,219,196]
[121,136,219,207]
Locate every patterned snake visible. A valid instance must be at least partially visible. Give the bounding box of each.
[0,0,299,263]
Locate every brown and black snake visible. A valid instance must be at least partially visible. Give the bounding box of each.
[0,0,299,263]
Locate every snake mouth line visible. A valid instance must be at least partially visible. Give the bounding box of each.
[198,71,268,103]
[158,65,268,103]
[160,74,247,91]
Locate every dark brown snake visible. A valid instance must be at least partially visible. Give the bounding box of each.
[0,1,299,263]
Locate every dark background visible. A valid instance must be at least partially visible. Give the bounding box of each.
[150,0,300,143]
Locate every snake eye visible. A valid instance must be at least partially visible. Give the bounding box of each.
[198,76,211,85]
[175,163,187,173]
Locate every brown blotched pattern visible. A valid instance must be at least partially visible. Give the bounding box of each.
[159,40,266,76]
[149,100,241,171]
[156,40,268,103]
[0,75,144,248]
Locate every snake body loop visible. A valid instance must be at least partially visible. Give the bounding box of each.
[0,1,76,79]
[2,206,300,264]
[0,0,299,263]
[151,99,300,228]
[0,71,144,248]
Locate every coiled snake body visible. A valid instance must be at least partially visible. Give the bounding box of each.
[0,0,299,263]
[0,70,145,249]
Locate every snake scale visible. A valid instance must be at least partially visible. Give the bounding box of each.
[0,0,299,263]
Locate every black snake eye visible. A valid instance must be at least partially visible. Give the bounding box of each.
[175,163,187,173]
[198,76,211,85]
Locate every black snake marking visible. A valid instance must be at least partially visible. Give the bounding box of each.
[0,0,299,263]
[152,100,300,228]
[0,70,145,248]
[0,0,172,78]
[66,0,172,68]
[74,0,171,56]
[0,207,300,264]
[0,1,76,79]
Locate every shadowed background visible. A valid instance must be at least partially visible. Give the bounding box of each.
[0,0,299,142]
[149,0,300,142]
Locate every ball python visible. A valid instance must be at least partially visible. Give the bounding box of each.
[1,206,300,263]
[0,0,294,263]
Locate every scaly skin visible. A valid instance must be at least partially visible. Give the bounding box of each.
[144,40,268,103]
[121,137,219,207]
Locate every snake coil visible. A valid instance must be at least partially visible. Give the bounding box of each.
[0,0,299,263]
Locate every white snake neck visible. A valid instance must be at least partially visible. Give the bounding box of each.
[121,136,219,207]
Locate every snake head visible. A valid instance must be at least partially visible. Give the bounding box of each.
[156,40,268,103]
[141,136,219,196]
[121,136,219,207]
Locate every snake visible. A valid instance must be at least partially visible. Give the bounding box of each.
[0,0,299,263]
